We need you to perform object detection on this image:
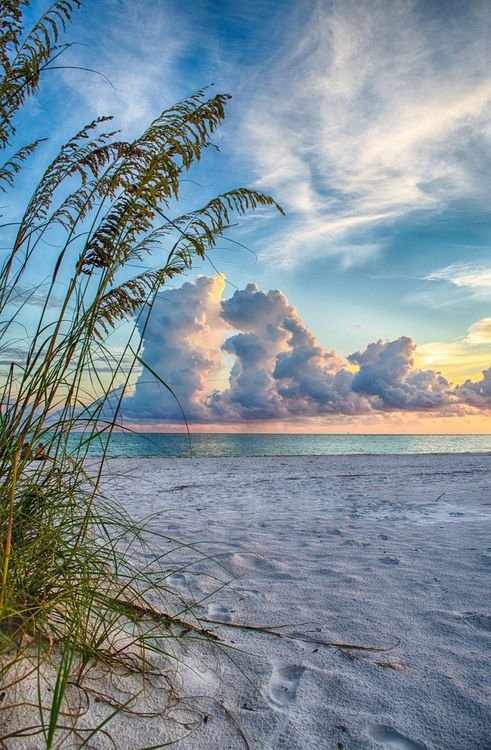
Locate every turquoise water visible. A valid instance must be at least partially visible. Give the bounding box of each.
[73,433,491,458]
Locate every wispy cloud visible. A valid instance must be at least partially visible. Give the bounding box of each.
[425,262,491,289]
[240,0,491,267]
[409,261,491,309]
[416,317,491,382]
[51,0,491,271]
[465,318,491,345]
[60,0,192,135]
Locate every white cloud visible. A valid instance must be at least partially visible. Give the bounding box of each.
[240,0,491,267]
[349,336,454,410]
[124,275,230,421]
[416,317,491,383]
[212,283,364,419]
[465,318,491,345]
[60,0,191,135]
[457,368,491,407]
[121,276,491,424]
[51,0,491,271]
[425,262,491,289]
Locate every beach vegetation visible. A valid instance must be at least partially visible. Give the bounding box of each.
[0,1,283,745]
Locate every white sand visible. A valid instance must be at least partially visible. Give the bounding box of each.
[94,453,491,750]
[4,454,489,748]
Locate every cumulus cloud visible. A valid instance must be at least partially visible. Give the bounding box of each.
[211,283,365,419]
[457,368,491,408]
[349,337,454,410]
[272,316,363,415]
[121,276,491,424]
[123,275,229,421]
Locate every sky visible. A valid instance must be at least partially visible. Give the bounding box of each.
[6,0,491,432]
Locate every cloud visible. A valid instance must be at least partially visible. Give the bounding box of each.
[349,337,454,410]
[46,0,491,276]
[400,260,491,312]
[424,262,491,290]
[123,275,229,421]
[211,283,366,419]
[8,284,65,310]
[59,0,191,135]
[415,317,491,384]
[121,276,491,424]
[212,285,289,420]
[457,368,491,408]
[240,0,491,267]
[464,318,491,345]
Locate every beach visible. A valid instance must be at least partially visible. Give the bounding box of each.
[91,453,491,749]
[2,0,491,745]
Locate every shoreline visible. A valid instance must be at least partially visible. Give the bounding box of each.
[94,450,491,458]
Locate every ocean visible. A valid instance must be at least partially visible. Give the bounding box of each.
[76,432,491,458]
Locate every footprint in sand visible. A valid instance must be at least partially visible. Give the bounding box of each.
[379,556,400,565]
[326,527,343,536]
[266,662,305,708]
[207,603,232,622]
[463,612,491,631]
[236,587,263,601]
[369,724,428,749]
[167,572,187,590]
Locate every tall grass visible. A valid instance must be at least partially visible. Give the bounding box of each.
[0,2,282,745]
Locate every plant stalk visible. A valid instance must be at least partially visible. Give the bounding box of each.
[0,448,20,610]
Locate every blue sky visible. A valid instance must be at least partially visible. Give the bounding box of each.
[7,0,491,430]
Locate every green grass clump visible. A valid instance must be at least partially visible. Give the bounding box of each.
[0,453,218,746]
[0,2,282,745]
